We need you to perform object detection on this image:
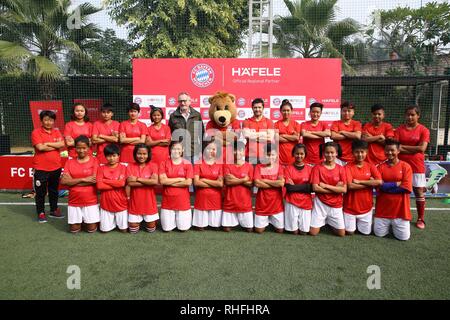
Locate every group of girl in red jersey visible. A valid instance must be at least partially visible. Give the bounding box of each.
[32,100,429,240]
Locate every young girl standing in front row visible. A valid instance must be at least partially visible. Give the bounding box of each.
[96,144,128,233]
[284,144,313,235]
[159,141,193,232]
[310,142,347,237]
[126,144,159,233]
[374,140,413,241]
[61,135,99,233]
[222,141,254,232]
[193,140,223,230]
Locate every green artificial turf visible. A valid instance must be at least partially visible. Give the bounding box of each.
[0,193,449,300]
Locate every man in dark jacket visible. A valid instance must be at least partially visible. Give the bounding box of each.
[168,92,204,163]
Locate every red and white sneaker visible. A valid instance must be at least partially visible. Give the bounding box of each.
[38,213,48,223]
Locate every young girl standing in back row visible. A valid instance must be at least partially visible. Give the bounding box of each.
[395,106,430,230]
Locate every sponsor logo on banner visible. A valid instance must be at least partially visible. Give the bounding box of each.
[309,97,317,106]
[191,63,215,88]
[166,108,177,118]
[270,96,306,109]
[237,97,246,107]
[200,95,212,108]
[272,110,281,120]
[134,97,142,104]
[231,67,281,77]
[140,107,151,120]
[133,95,166,109]
[273,98,281,107]
[237,108,254,120]
[168,97,176,106]
[200,108,210,120]
[306,108,340,121]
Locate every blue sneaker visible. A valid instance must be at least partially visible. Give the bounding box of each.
[38,213,47,223]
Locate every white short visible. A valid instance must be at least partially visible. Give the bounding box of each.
[128,213,159,224]
[100,209,128,232]
[222,211,254,228]
[412,173,426,188]
[254,212,284,229]
[192,209,222,227]
[310,197,345,230]
[344,210,373,235]
[160,209,192,231]
[373,217,410,241]
[68,205,100,224]
[284,202,311,233]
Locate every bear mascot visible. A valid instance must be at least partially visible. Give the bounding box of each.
[205,92,241,162]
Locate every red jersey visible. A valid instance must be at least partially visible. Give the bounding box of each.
[31,127,63,171]
[343,162,381,215]
[64,121,93,158]
[126,162,158,215]
[375,160,412,220]
[331,120,362,163]
[193,161,223,210]
[311,163,346,208]
[362,122,394,166]
[254,164,284,215]
[274,120,301,165]
[206,120,241,163]
[159,159,193,211]
[148,123,171,166]
[301,121,329,165]
[223,162,254,213]
[92,120,120,164]
[119,120,147,163]
[284,164,313,210]
[97,164,128,213]
[243,117,274,160]
[63,157,98,207]
[394,124,430,173]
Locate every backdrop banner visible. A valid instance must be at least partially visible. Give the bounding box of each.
[29,100,65,131]
[73,99,103,123]
[132,58,342,126]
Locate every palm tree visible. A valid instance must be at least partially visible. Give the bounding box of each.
[271,0,363,71]
[0,0,100,97]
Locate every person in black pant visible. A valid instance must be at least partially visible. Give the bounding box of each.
[31,110,65,223]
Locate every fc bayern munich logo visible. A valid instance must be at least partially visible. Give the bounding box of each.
[134,97,142,104]
[273,111,281,119]
[238,97,246,107]
[203,97,210,106]
[273,98,281,106]
[191,64,215,88]
[238,110,246,118]
[168,97,176,106]
[309,98,317,105]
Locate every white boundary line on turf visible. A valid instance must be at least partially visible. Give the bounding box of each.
[0,203,448,211]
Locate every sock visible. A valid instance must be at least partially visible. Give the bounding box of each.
[416,197,425,221]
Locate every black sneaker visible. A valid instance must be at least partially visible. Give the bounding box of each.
[49,207,65,219]
[38,213,48,223]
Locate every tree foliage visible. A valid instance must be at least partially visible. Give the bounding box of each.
[366,1,450,73]
[70,28,132,75]
[271,0,363,71]
[0,0,101,80]
[105,0,248,58]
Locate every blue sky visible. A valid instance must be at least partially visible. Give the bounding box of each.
[72,0,449,40]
